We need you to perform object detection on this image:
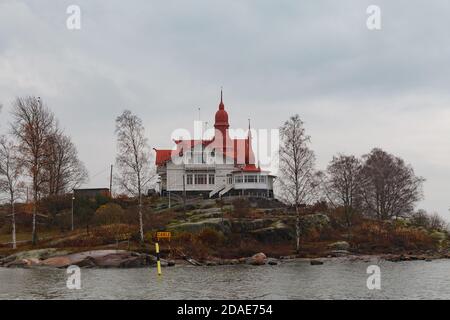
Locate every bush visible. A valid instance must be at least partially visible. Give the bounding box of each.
[232,198,250,219]
[197,228,224,248]
[92,224,138,242]
[93,203,126,226]
[352,221,436,252]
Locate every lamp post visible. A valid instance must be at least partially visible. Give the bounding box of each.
[71,193,75,231]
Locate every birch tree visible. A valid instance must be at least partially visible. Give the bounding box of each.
[278,114,318,252]
[115,110,154,243]
[11,96,56,245]
[0,136,24,249]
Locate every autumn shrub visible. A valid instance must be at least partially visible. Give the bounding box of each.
[92,224,138,243]
[390,227,435,250]
[197,228,224,248]
[328,207,363,229]
[232,198,250,219]
[93,203,126,226]
[352,220,436,252]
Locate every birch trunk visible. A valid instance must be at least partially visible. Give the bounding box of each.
[11,198,16,249]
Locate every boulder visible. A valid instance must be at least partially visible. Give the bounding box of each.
[327,241,350,251]
[41,256,78,268]
[280,255,297,260]
[167,260,176,267]
[229,259,239,265]
[310,259,324,265]
[247,252,267,265]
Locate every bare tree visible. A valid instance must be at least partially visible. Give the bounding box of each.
[115,110,154,243]
[10,96,56,245]
[359,148,424,220]
[0,136,24,249]
[278,114,318,252]
[321,154,362,227]
[43,132,88,195]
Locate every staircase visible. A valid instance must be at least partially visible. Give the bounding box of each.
[209,184,226,198]
[219,184,234,197]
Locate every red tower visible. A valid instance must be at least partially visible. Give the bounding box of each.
[214,90,229,160]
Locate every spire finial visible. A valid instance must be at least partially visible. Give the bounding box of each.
[220,87,223,103]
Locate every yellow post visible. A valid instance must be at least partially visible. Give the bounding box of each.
[155,242,162,276]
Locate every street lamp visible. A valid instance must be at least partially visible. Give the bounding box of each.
[71,193,75,232]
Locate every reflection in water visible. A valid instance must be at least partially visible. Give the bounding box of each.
[1,259,450,299]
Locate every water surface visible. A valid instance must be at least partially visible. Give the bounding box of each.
[1,259,449,299]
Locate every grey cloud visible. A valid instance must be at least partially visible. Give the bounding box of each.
[0,0,449,218]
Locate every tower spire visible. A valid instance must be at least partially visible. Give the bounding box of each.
[218,87,225,110]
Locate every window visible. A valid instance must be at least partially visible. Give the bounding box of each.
[186,174,193,185]
[234,175,243,183]
[245,175,258,183]
[259,176,267,183]
[195,174,207,185]
[209,174,215,185]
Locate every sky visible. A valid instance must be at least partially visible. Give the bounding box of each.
[0,0,449,218]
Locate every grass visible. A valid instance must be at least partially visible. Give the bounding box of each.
[0,231,59,243]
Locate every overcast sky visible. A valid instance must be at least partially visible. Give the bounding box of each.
[0,0,449,218]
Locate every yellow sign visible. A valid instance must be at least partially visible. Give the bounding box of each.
[157,231,171,240]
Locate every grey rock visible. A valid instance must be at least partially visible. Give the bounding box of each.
[247,252,267,266]
[327,241,350,251]
[168,218,232,234]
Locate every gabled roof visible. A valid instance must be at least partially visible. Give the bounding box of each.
[154,149,174,166]
[154,134,256,168]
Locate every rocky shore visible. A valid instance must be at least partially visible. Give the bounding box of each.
[1,246,449,269]
[0,249,283,269]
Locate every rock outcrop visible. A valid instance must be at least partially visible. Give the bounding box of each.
[1,249,169,269]
[250,221,293,243]
[247,252,267,265]
[327,241,350,251]
[167,218,232,234]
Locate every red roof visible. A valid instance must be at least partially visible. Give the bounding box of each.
[154,149,173,166]
[241,164,261,172]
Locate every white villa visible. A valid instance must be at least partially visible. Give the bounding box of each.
[154,92,275,198]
